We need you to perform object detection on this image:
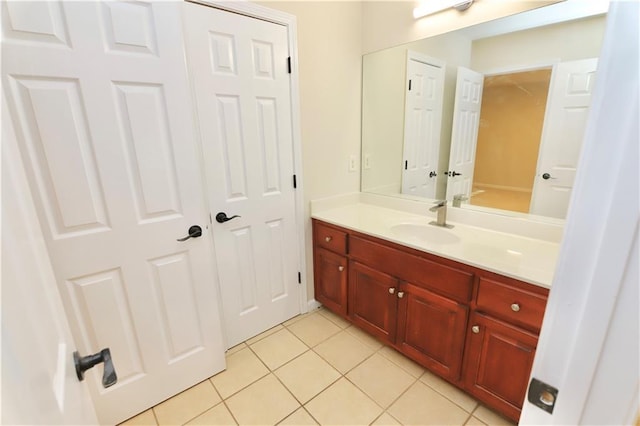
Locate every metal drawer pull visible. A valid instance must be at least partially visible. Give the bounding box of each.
[338,266,344,272]
[511,303,521,312]
[325,236,332,242]
[472,325,480,334]
[388,287,396,294]
[397,291,404,298]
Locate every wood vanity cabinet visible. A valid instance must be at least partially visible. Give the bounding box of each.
[348,261,399,343]
[464,274,549,421]
[313,222,348,316]
[311,219,549,422]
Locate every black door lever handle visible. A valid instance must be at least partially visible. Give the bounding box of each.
[176,225,203,242]
[216,212,241,223]
[74,348,117,388]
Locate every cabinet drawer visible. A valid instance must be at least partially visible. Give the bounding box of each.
[476,278,547,332]
[314,221,348,255]
[350,235,473,302]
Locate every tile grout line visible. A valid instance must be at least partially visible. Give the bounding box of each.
[177,380,225,425]
[145,310,507,426]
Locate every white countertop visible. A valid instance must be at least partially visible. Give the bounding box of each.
[312,203,559,288]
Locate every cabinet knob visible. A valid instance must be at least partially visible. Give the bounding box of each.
[325,236,332,242]
[397,291,404,298]
[472,325,480,334]
[511,303,521,312]
[338,265,344,272]
[388,287,396,294]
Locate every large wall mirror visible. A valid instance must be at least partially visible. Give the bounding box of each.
[361,4,608,220]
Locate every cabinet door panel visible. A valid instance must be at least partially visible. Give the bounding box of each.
[348,261,398,343]
[396,282,468,380]
[463,312,538,422]
[314,247,348,317]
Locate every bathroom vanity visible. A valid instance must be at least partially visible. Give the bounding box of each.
[312,202,556,422]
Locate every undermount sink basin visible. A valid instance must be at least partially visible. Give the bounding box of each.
[390,223,461,245]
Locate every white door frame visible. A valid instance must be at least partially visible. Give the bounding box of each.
[187,0,308,315]
[520,1,639,424]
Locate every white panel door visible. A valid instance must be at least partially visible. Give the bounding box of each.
[530,58,598,218]
[401,52,445,198]
[2,2,225,424]
[2,94,98,426]
[446,67,484,201]
[183,3,300,348]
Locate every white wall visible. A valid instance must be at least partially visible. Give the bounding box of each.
[471,15,607,72]
[361,0,559,54]
[257,1,363,301]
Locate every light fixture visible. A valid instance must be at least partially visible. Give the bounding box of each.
[413,0,474,19]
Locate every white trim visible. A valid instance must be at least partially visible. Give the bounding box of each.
[187,0,308,314]
[520,1,639,424]
[481,60,557,77]
[406,50,445,70]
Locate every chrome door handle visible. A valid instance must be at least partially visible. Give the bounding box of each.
[215,212,241,223]
[176,225,203,241]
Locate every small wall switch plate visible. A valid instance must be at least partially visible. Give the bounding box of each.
[349,155,357,172]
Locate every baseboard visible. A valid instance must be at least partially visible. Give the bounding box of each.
[307,299,322,312]
[474,182,532,194]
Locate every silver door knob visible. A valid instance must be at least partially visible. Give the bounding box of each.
[472,325,480,334]
[338,266,344,272]
[511,303,521,312]
[397,291,404,298]
[388,287,396,294]
[325,236,332,242]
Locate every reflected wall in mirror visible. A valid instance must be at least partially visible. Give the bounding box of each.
[361,8,607,220]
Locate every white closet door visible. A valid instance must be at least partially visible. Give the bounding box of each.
[183,3,300,348]
[530,58,598,218]
[2,2,225,424]
[401,52,445,198]
[446,67,484,201]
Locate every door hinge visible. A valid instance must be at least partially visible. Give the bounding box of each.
[293,174,297,189]
[287,57,292,74]
[297,272,301,284]
[405,160,408,170]
[209,213,212,224]
[408,79,412,91]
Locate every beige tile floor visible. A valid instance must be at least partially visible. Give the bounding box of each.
[120,308,517,426]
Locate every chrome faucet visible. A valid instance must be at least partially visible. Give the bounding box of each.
[429,200,453,228]
[452,194,469,208]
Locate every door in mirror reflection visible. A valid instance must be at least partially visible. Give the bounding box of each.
[448,59,597,219]
[530,58,598,218]
[446,66,484,201]
[401,52,445,198]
